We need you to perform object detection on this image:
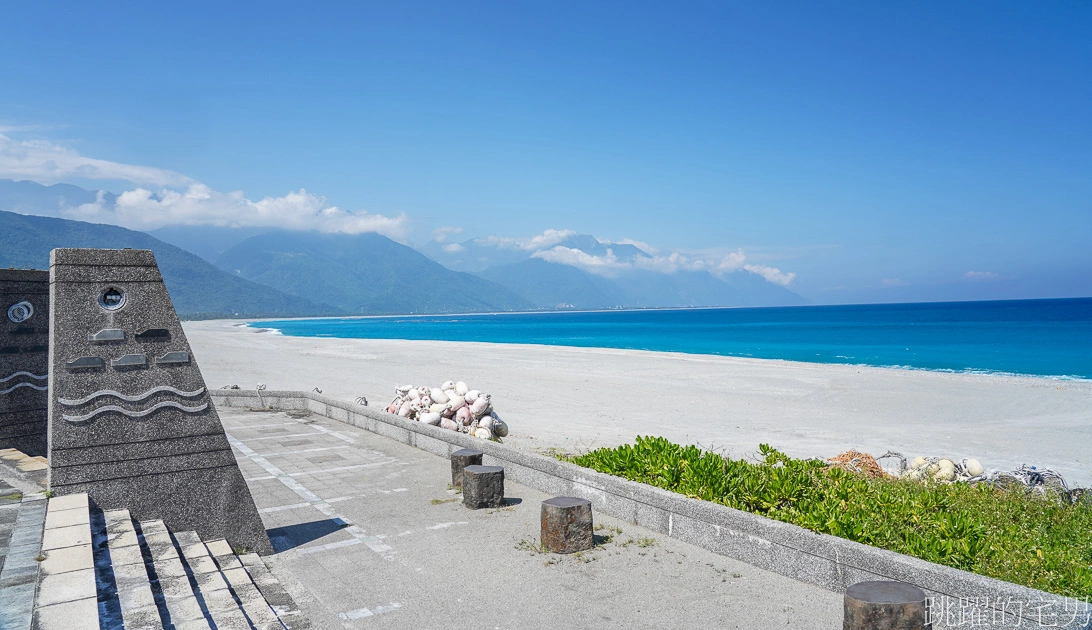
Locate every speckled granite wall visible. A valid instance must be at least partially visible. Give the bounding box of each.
[0,269,49,456]
[47,249,272,555]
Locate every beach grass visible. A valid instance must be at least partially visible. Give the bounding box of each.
[568,436,1092,598]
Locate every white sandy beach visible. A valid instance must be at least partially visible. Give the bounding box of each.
[184,319,1092,487]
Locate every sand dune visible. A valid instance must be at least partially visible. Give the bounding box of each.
[185,319,1092,487]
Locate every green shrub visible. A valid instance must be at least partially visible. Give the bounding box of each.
[568,436,1092,597]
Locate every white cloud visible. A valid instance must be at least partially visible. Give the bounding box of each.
[964,271,1002,281]
[2,130,798,283]
[63,184,408,237]
[499,228,794,286]
[882,278,908,287]
[533,246,761,281]
[714,251,747,274]
[606,238,658,254]
[482,228,577,251]
[533,246,622,274]
[1,130,407,237]
[522,228,576,250]
[432,225,463,242]
[0,132,193,187]
[743,264,795,286]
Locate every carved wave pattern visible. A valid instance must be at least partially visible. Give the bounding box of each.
[63,401,209,424]
[0,371,49,395]
[58,386,206,406]
[59,385,208,423]
[0,382,49,395]
[0,370,47,383]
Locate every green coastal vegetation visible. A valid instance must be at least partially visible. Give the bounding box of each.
[567,436,1092,598]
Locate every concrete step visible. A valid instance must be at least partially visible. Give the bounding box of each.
[205,539,283,630]
[0,449,49,497]
[32,493,98,630]
[138,520,212,629]
[11,495,303,630]
[103,509,163,630]
[0,492,46,630]
[0,486,23,576]
[238,554,309,630]
[173,530,251,630]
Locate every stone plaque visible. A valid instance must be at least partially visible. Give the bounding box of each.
[48,248,272,555]
[0,269,50,456]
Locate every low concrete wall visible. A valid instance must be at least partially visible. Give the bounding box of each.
[214,389,1088,630]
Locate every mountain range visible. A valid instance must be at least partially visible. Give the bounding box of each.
[214,230,532,314]
[0,210,331,318]
[1,179,808,316]
[431,232,807,309]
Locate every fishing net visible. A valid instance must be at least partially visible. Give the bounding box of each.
[826,450,889,478]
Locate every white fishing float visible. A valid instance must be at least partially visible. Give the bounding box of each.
[387,382,510,438]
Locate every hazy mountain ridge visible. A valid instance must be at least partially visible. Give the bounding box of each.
[149,224,273,263]
[1,179,807,313]
[0,179,116,213]
[0,210,335,318]
[462,233,808,308]
[215,231,534,314]
[478,258,629,310]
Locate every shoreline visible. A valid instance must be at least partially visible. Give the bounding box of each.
[246,320,1092,383]
[185,318,1092,487]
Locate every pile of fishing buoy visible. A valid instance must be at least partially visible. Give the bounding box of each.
[903,456,985,483]
[385,381,508,441]
[860,451,1087,504]
[868,451,987,483]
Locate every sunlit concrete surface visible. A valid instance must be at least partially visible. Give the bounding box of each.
[222,407,842,629]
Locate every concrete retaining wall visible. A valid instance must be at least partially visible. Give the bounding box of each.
[214,389,1089,630]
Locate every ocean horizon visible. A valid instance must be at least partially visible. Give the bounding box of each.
[256,297,1092,381]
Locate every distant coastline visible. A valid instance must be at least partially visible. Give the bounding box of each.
[251,297,1092,381]
[245,295,1091,322]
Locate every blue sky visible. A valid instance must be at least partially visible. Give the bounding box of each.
[1,2,1089,303]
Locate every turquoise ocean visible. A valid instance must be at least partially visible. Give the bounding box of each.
[257,298,1092,380]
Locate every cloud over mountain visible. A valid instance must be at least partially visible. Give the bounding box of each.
[0,131,407,238]
[69,184,407,237]
[466,229,795,286]
[743,264,796,286]
[1,130,795,288]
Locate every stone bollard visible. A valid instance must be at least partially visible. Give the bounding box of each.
[462,465,504,509]
[844,581,930,630]
[450,448,483,489]
[540,497,593,553]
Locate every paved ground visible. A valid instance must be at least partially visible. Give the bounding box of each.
[222,407,843,629]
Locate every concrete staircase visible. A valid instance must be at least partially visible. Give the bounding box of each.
[0,486,47,630]
[5,492,308,630]
[0,484,24,574]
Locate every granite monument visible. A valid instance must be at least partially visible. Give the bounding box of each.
[47,248,272,555]
[0,269,50,456]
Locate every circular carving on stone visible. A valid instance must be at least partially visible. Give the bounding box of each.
[98,286,127,311]
[6,300,33,323]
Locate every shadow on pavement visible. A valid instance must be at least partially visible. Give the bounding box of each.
[267,518,348,552]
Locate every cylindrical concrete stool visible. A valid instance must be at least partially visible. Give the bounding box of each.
[450,448,483,488]
[462,465,504,509]
[541,497,593,553]
[844,581,930,630]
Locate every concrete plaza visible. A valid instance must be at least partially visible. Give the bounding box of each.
[222,406,843,629]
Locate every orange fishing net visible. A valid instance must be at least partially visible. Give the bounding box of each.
[826,450,889,478]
